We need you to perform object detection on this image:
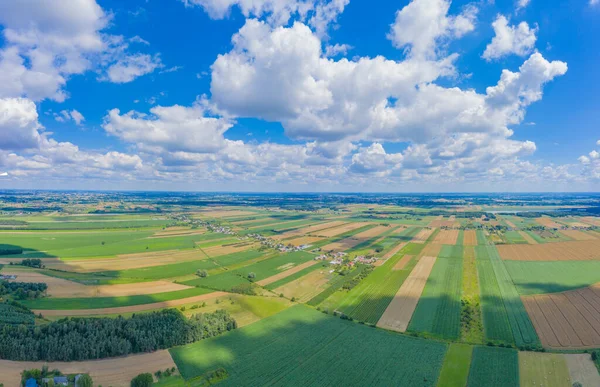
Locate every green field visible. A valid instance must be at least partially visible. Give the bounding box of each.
[467,346,519,387]
[22,287,214,310]
[306,266,366,307]
[504,231,528,244]
[475,247,514,344]
[0,230,228,259]
[183,251,314,290]
[409,246,463,339]
[505,260,600,295]
[460,246,484,344]
[436,344,473,387]
[368,226,421,256]
[518,352,571,387]
[476,230,487,245]
[475,246,539,348]
[336,250,417,324]
[170,305,447,386]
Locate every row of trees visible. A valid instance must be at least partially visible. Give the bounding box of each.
[0,309,236,361]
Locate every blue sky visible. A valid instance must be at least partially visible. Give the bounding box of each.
[0,0,598,191]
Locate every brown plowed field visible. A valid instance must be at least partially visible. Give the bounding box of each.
[0,351,177,387]
[463,230,477,246]
[393,255,413,270]
[523,284,600,348]
[433,229,459,245]
[536,217,564,229]
[497,240,600,261]
[34,291,227,317]
[256,260,319,286]
[271,221,347,240]
[376,255,437,332]
[314,222,372,237]
[519,231,539,244]
[412,228,435,244]
[321,225,389,251]
[504,219,518,229]
[560,230,597,241]
[232,217,273,225]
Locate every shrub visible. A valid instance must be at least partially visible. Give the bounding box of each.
[130,373,153,387]
[77,374,93,387]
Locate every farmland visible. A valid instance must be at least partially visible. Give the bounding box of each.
[467,346,519,387]
[1,192,600,386]
[170,305,447,386]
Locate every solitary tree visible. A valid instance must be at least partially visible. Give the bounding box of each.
[130,373,153,387]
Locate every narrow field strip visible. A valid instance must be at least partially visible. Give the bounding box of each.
[433,229,460,245]
[408,250,463,339]
[257,260,319,286]
[519,231,539,244]
[475,246,514,344]
[336,252,418,324]
[376,255,437,332]
[32,291,227,317]
[24,287,215,310]
[486,245,540,347]
[463,230,477,246]
[460,246,484,344]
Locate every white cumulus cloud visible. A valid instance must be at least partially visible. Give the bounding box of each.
[483,15,537,61]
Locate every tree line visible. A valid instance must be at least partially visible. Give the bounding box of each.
[0,281,47,299]
[0,309,236,361]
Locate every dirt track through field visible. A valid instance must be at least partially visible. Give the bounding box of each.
[314,222,372,237]
[463,230,478,246]
[256,260,319,286]
[519,231,539,244]
[560,230,597,241]
[33,291,227,317]
[321,225,389,251]
[376,255,437,332]
[522,283,600,348]
[0,351,177,387]
[565,354,600,387]
[433,229,459,245]
[412,228,435,244]
[497,240,600,261]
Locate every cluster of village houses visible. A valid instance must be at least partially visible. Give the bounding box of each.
[198,221,379,266]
